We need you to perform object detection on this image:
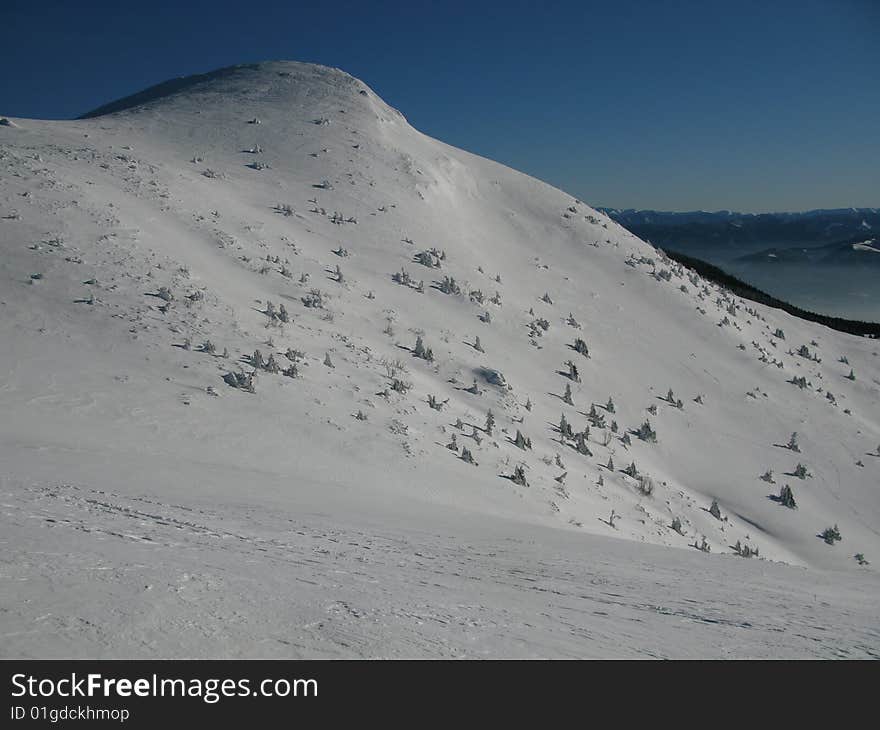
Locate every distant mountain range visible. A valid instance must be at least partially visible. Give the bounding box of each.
[736,236,880,267]
[597,208,880,321]
[597,207,879,261]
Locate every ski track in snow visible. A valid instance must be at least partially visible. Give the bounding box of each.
[2,477,878,659]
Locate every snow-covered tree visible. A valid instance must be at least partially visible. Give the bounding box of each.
[778,484,797,509]
[558,413,573,439]
[636,419,657,443]
[821,525,842,545]
[510,465,528,487]
[514,430,532,450]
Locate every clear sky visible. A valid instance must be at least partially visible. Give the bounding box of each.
[2,0,877,212]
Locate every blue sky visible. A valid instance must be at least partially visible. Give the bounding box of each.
[2,0,877,212]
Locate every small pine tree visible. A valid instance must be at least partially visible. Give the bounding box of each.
[787,432,800,452]
[636,419,657,443]
[559,413,573,439]
[709,499,722,520]
[821,525,842,545]
[324,352,334,368]
[511,465,528,487]
[485,410,495,436]
[563,383,573,405]
[778,484,797,509]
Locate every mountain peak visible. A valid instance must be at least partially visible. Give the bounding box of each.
[78,60,386,120]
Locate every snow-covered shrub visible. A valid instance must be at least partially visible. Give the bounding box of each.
[778,484,797,509]
[636,474,655,497]
[573,338,589,357]
[510,465,528,487]
[636,419,657,443]
[821,525,842,545]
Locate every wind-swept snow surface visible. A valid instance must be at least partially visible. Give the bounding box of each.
[1,62,878,657]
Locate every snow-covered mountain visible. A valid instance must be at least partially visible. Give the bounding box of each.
[2,62,878,658]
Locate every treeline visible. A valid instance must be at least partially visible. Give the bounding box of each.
[662,249,880,338]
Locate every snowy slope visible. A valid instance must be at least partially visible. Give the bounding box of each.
[1,62,878,658]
